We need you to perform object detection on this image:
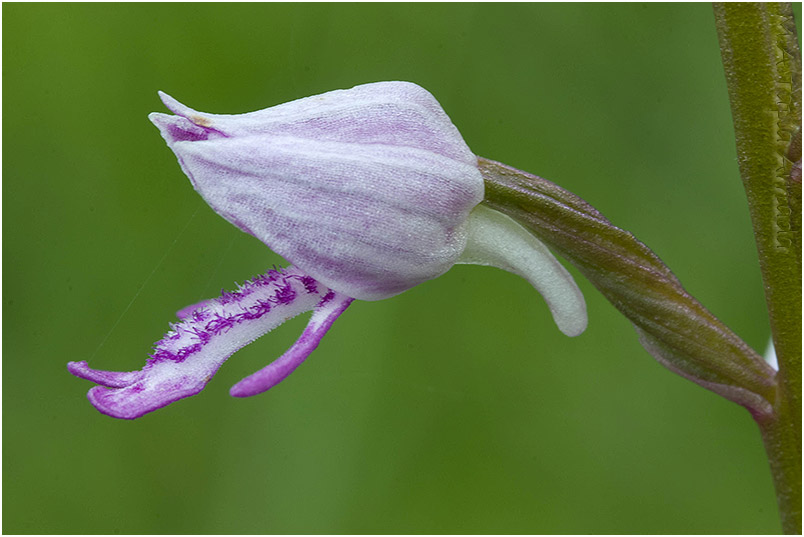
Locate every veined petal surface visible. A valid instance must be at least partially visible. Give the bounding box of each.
[149,82,485,300]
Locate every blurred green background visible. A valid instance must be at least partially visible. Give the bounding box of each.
[4,3,800,534]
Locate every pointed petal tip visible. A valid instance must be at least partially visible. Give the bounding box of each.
[155,90,173,111]
[157,91,200,119]
[148,111,170,127]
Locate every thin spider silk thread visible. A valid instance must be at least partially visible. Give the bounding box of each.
[86,204,203,363]
[200,232,238,300]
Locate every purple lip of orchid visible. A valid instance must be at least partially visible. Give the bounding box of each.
[68,267,353,419]
[68,81,588,420]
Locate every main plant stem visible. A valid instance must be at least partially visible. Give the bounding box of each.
[758,384,801,534]
[713,3,801,533]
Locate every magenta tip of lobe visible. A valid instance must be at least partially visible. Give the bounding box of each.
[67,360,87,376]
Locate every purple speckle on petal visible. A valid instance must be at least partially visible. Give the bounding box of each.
[206,313,237,335]
[166,122,212,143]
[252,299,273,317]
[189,327,212,344]
[300,275,318,294]
[192,309,210,322]
[273,283,296,305]
[148,348,177,364]
[251,274,268,286]
[318,290,336,306]
[218,289,241,305]
[175,343,203,362]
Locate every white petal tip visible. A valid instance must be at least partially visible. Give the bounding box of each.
[556,310,588,337]
[157,91,195,117]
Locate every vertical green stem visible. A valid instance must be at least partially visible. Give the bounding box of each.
[713,3,801,533]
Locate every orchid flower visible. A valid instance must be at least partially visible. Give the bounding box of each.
[68,81,587,419]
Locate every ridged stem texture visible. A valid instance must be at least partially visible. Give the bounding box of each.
[714,3,801,533]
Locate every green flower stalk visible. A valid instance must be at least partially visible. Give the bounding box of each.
[714,3,801,533]
[479,158,777,417]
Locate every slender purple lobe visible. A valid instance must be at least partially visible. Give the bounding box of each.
[230,292,354,397]
[67,362,143,388]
